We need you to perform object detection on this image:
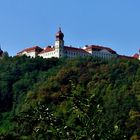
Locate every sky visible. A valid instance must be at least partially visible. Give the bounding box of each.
[0,0,140,56]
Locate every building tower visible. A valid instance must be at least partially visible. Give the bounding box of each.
[55,27,64,58]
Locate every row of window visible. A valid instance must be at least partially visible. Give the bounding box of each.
[39,51,56,56]
[92,52,115,59]
[64,51,89,57]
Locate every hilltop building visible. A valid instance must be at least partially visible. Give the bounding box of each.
[133,50,140,60]
[17,28,118,59]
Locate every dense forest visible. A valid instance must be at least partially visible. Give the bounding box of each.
[0,55,140,140]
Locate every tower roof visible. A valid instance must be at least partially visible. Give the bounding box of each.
[56,27,64,40]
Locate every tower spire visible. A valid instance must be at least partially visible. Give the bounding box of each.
[59,26,61,32]
[59,24,62,31]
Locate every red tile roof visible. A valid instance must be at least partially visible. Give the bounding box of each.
[133,53,139,59]
[39,47,55,54]
[118,55,136,60]
[17,46,43,54]
[85,45,117,54]
[64,46,88,53]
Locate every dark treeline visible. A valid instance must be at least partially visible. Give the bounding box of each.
[0,56,140,140]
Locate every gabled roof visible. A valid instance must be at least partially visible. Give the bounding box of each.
[17,46,43,54]
[64,46,88,53]
[85,45,117,54]
[39,47,55,54]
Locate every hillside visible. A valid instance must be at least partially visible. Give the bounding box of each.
[0,56,140,139]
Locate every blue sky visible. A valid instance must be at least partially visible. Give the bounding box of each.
[0,0,140,56]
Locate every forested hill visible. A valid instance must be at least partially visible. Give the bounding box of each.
[0,56,140,140]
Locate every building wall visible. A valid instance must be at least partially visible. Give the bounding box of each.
[92,51,116,59]
[38,50,58,58]
[18,51,38,58]
[20,48,117,59]
[27,51,37,58]
[63,49,90,58]
[85,48,117,59]
[55,40,64,58]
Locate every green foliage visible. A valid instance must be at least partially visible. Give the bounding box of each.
[0,56,140,139]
